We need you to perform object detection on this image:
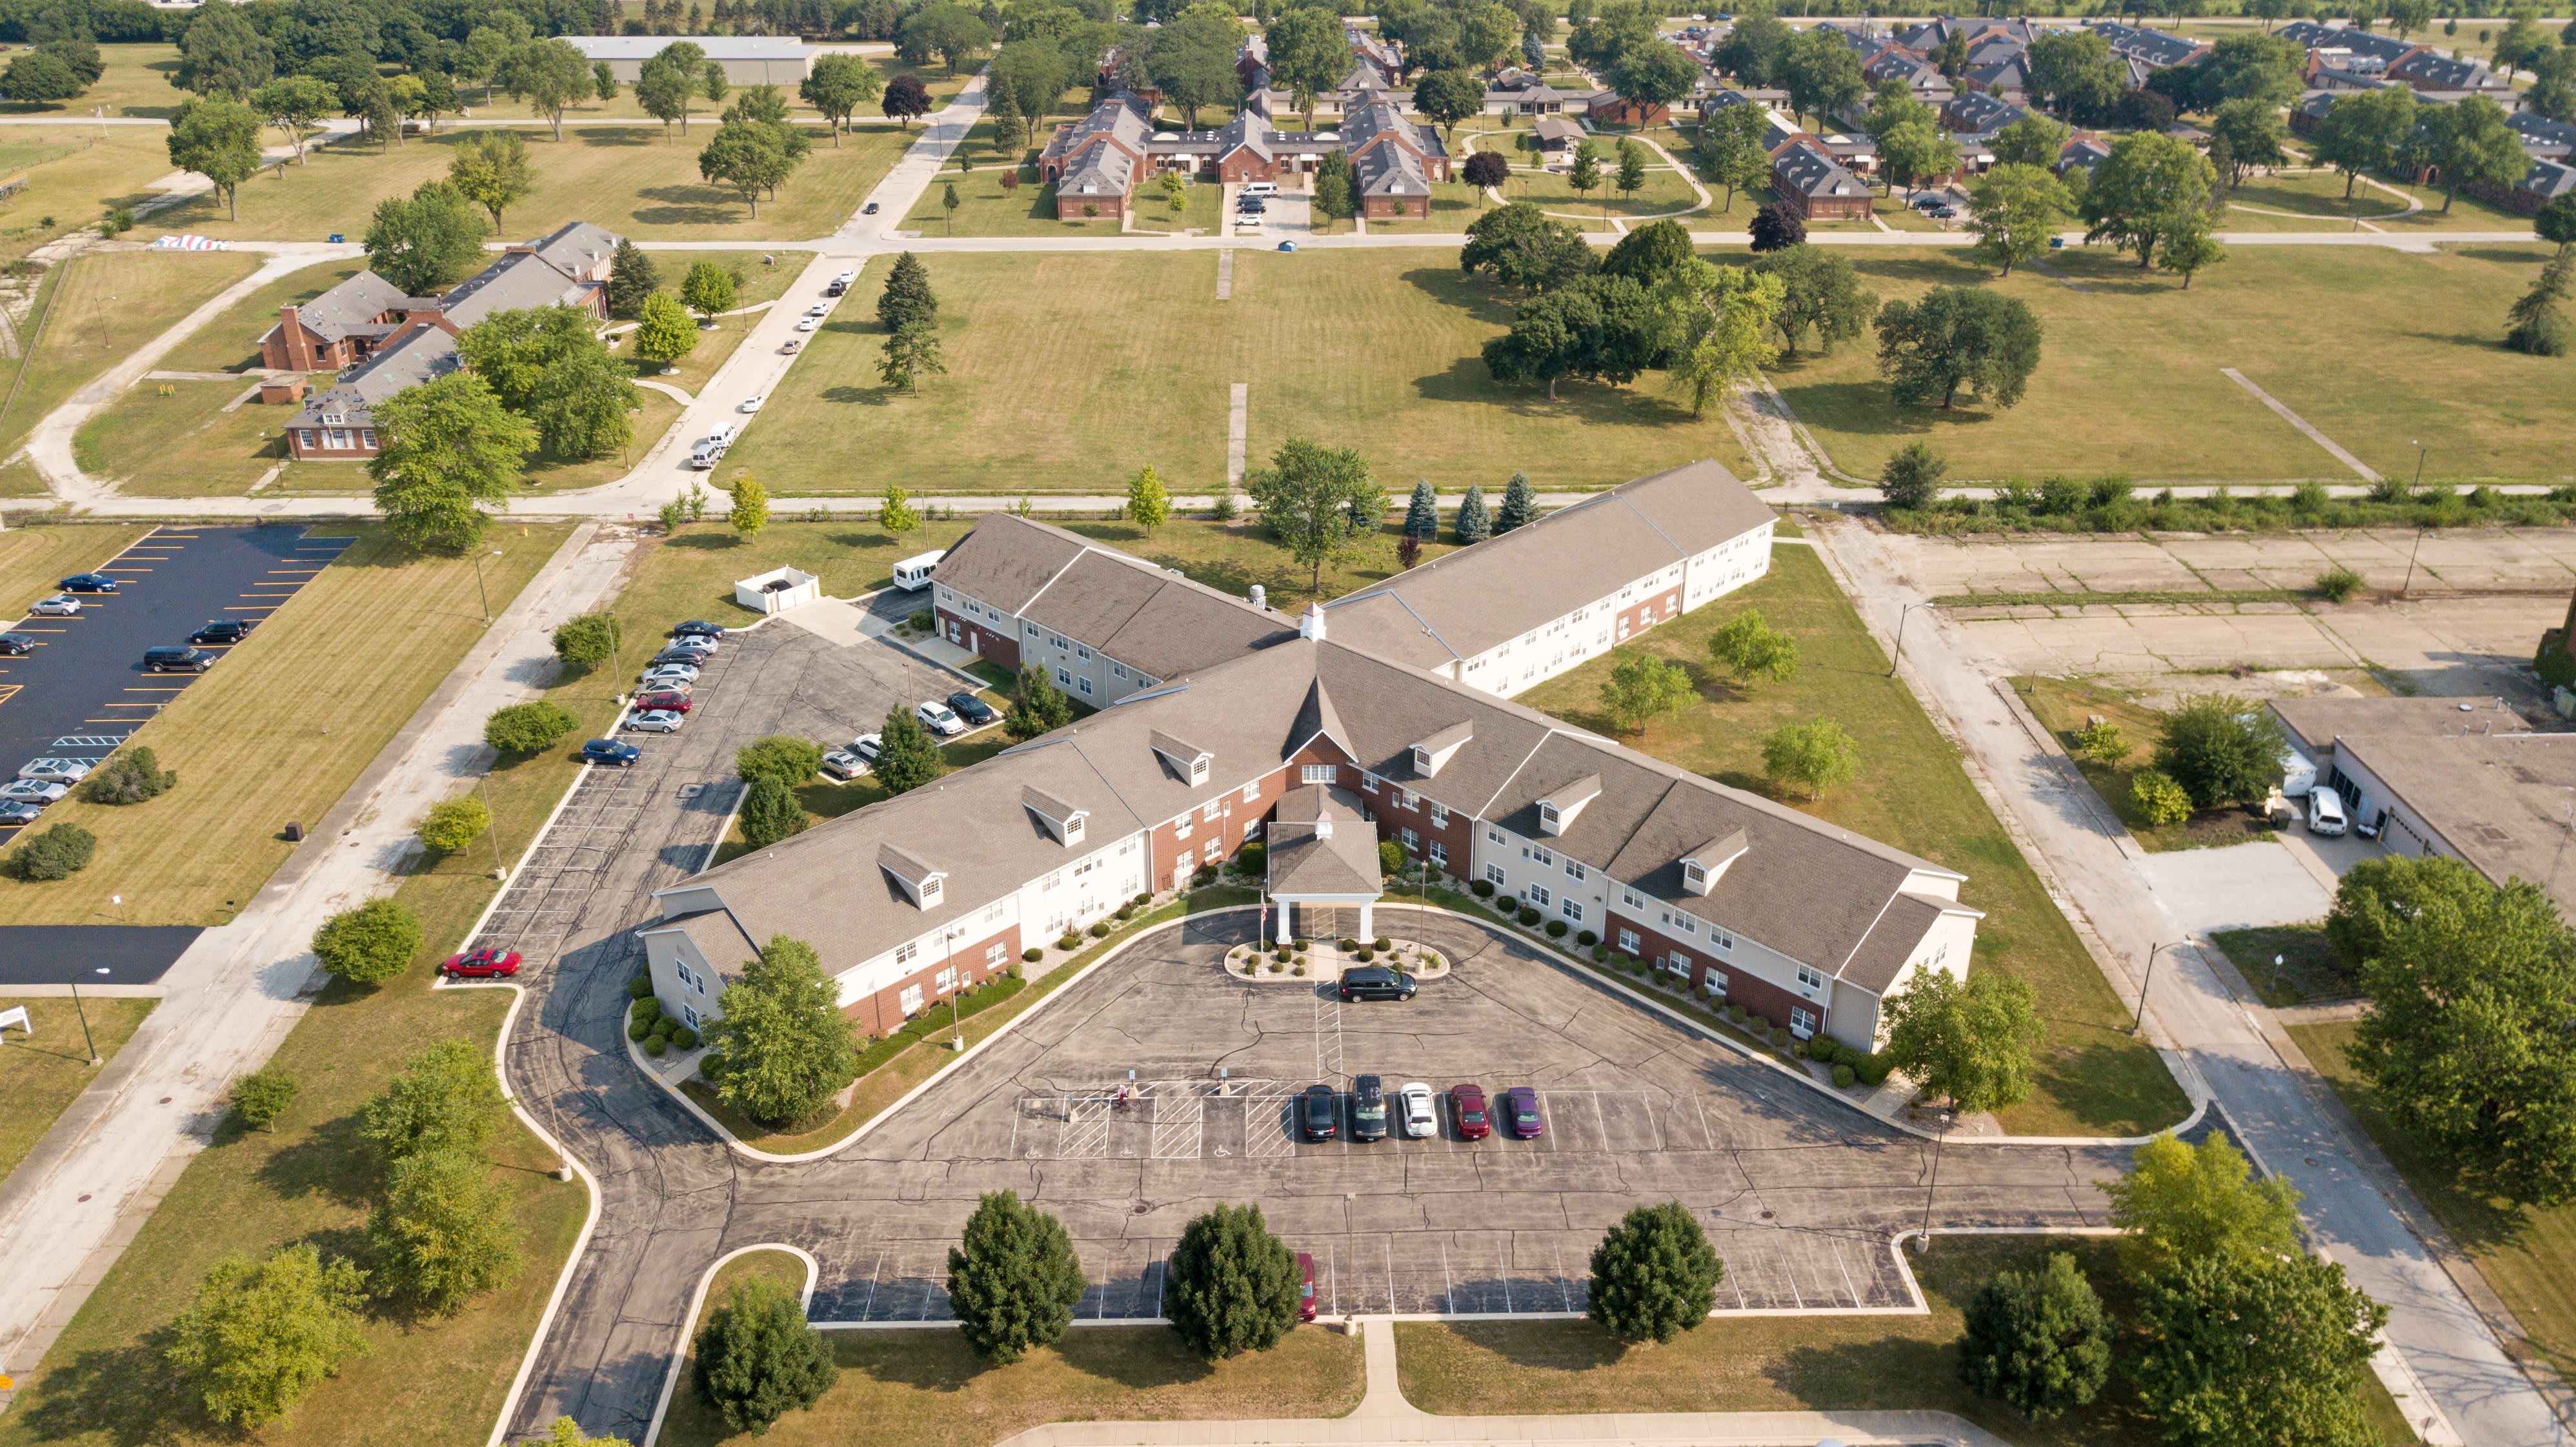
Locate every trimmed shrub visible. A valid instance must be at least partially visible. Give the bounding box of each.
[1273,946,1291,963]
[1469,878,1495,898]
[228,1068,301,1133]
[670,1025,699,1049]
[419,796,489,853]
[1832,1063,1857,1088]
[1575,930,1597,948]
[1132,893,1151,908]
[9,822,96,880]
[2131,768,2192,827]
[1023,947,1043,964]
[484,701,580,754]
[644,1034,667,1057]
[1545,920,1569,939]
[1373,938,1391,951]
[312,898,423,984]
[1769,1027,1792,1047]
[81,746,177,804]
[1231,842,1265,875]
[1354,948,1374,962]
[1807,1034,1838,1062]
[628,975,654,1000]
[1517,906,1542,927]
[1593,946,1610,963]
[633,997,661,1024]
[628,1018,652,1042]
[1339,938,1359,951]
[1087,922,1110,939]
[1727,1004,1748,1024]
[736,735,826,787]
[906,609,934,631]
[1747,1014,1769,1033]
[1058,933,1081,951]
[1855,1052,1895,1087]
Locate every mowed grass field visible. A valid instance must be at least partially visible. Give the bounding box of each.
[0,525,570,927]
[3,45,187,117]
[0,525,156,616]
[1517,545,2188,1137]
[0,996,155,1185]
[719,250,1758,496]
[0,249,263,497]
[1767,243,2576,484]
[154,123,909,243]
[2294,1018,2576,1389]
[0,129,190,269]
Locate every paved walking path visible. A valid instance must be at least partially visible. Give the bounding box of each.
[2221,367,2384,481]
[992,1317,2015,1447]
[0,523,644,1402]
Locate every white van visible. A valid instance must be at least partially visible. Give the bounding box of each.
[892,550,946,591]
[1240,181,1279,197]
[687,421,741,470]
[2308,787,2348,836]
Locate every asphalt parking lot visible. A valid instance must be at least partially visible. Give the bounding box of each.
[750,912,2135,1323]
[0,525,350,835]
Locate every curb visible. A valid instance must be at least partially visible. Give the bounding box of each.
[641,1244,821,1447]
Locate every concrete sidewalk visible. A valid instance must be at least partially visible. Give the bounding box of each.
[0,523,643,1401]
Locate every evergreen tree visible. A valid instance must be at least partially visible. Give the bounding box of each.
[878,252,938,332]
[1494,472,1538,533]
[1006,667,1076,741]
[2507,250,2572,356]
[605,239,661,321]
[1585,1201,1722,1343]
[1454,483,1491,544]
[1162,1203,1300,1360]
[947,1190,1089,1363]
[1403,480,1438,539]
[692,1275,838,1435]
[738,774,807,849]
[1959,1253,2111,1421]
[873,707,945,794]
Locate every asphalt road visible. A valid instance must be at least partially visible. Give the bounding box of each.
[0,925,203,987]
[0,525,349,836]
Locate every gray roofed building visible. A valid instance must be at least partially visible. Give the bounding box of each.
[285,322,461,447]
[1265,783,1389,922]
[1964,54,2031,97]
[2511,110,2576,160]
[1943,90,2029,136]
[516,219,623,282]
[436,249,603,329]
[277,270,406,345]
[2084,19,2208,70]
[563,34,812,83]
[2389,48,2509,94]
[1771,140,1876,216]
[2279,19,2424,71]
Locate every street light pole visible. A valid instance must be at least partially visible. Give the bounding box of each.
[72,967,106,1065]
[1915,1106,1950,1250]
[945,926,965,1050]
[1889,602,1930,677]
[479,774,507,882]
[472,548,503,623]
[2133,941,2176,1034]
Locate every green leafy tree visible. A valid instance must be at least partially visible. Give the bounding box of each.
[174,4,273,98]
[1960,1253,2111,1421]
[1694,103,1772,212]
[594,60,619,102]
[947,1189,1089,1363]
[899,2,994,73]
[420,795,490,853]
[2100,1132,2302,1281]
[1495,471,1538,532]
[802,52,884,145]
[312,898,424,985]
[457,304,637,460]
[486,701,579,754]
[1005,666,1076,741]
[1586,1200,1722,1343]
[1600,653,1695,733]
[458,25,514,105]
[1142,11,1246,128]
[880,481,922,536]
[552,612,623,672]
[2327,855,2488,971]
[2207,96,2288,190]
[2028,29,2123,119]
[1453,483,1491,544]
[370,376,531,547]
[1414,68,1487,143]
[80,746,176,804]
[1966,163,2073,278]
[448,129,534,233]
[1614,137,1650,205]
[1711,608,1799,685]
[1482,275,1663,398]
[1265,5,1347,126]
[2131,1252,2387,1447]
[2309,87,2417,199]
[8,822,94,880]
[737,735,826,787]
[1162,1203,1300,1359]
[1460,201,1596,292]
[1127,464,1171,536]
[1567,139,1604,213]
[1873,287,2043,411]
[1250,438,1385,596]
[2151,693,2284,809]
[638,52,700,139]
[364,181,487,296]
[2076,720,2133,765]
[1878,120,1960,199]
[700,117,792,217]
[2349,873,2576,1205]
[363,1037,505,1164]
[1,48,86,105]
[1782,23,1866,127]
[1712,12,1792,85]
[874,707,946,794]
[1749,244,1877,359]
[706,935,859,1126]
[1884,969,2044,1115]
[543,1418,632,1447]
[738,774,809,850]
[1664,264,1782,417]
[165,1246,367,1428]
[2155,210,2225,290]
[251,75,336,163]
[2535,193,2576,254]
[692,1275,839,1435]
[1990,114,2071,170]
[2080,132,2215,268]
[730,474,769,539]
[166,97,262,221]
[1313,149,1356,223]
[674,259,740,323]
[606,240,661,321]
[369,1148,521,1314]
[501,38,590,140]
[2508,250,2573,357]
[228,1067,300,1133]
[1759,718,1858,800]
[1879,442,1947,509]
[634,292,698,368]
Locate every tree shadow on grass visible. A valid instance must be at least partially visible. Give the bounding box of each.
[10,1326,205,1447]
[820,385,897,407]
[574,128,656,148]
[1056,1330,1223,1391]
[1773,381,2008,445]
[631,187,752,227]
[2028,1036,2189,1138]
[252,1109,380,1211]
[1396,267,1519,327]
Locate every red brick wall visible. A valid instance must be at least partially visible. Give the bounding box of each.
[843,922,1022,1038]
[1055,188,1129,219]
[936,604,1021,670]
[1351,773,1473,871]
[1360,193,1429,219]
[1613,583,1682,639]
[1605,910,1819,1034]
[1147,761,1307,890]
[285,427,378,461]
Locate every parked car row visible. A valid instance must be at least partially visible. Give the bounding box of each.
[1299,1077,1541,1143]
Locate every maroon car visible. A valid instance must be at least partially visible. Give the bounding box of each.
[441,946,523,978]
[634,689,692,713]
[1451,1084,1491,1140]
[1297,1252,1318,1321]
[1504,1086,1544,1139]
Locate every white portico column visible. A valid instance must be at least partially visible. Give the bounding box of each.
[1357,899,1373,943]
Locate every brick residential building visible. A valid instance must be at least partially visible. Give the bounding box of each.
[1038,92,1447,220]
[257,269,408,372]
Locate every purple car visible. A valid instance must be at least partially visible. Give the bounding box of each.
[1504,1086,1544,1139]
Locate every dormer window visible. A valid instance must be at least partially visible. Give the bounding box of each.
[1149,729,1213,786]
[1678,828,1749,896]
[878,843,947,909]
[1022,785,1087,845]
[1536,774,1601,836]
[1411,721,1471,777]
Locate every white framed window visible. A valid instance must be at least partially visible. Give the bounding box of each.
[1429,840,1447,866]
[1078,676,1094,694]
[1302,764,1336,784]
[1667,949,1691,975]
[1674,913,1697,936]
[1526,884,1551,907]
[894,941,919,966]
[1485,862,1506,886]
[1056,669,1072,687]
[1715,927,1736,951]
[1565,860,1585,882]
[1203,800,1221,821]
[900,984,925,1015]
[1111,662,1128,678]
[1076,645,1092,661]
[359,429,377,449]
[1400,827,1419,849]
[1621,887,1644,909]
[1052,634,1069,651]
[1796,965,1826,993]
[985,940,1008,966]
[675,962,696,989]
[681,1002,699,1027]
[983,899,1006,922]
[1561,898,1584,922]
[1360,772,1380,793]
[1789,1007,1816,1039]
[1487,827,1505,845]
[1026,623,1040,638]
[936,966,958,995]
[1708,967,1729,993]
[1175,818,1192,841]
[1429,802,1449,828]
[1616,927,1640,953]
[1243,780,1260,802]
[1399,790,1420,812]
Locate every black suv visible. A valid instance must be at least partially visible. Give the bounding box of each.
[1338,966,1417,1002]
[190,619,256,645]
[1300,1084,1337,1141]
[1351,1075,1388,1141]
[143,645,214,673]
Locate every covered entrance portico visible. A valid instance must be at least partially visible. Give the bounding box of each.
[1263,783,1384,946]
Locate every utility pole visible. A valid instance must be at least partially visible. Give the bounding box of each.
[2133,941,2177,1034]
[72,967,106,1065]
[473,548,503,622]
[479,774,507,882]
[1889,602,1930,677]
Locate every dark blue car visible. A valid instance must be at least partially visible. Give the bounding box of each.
[579,738,641,768]
[58,572,117,592]
[946,691,998,727]
[672,620,725,639]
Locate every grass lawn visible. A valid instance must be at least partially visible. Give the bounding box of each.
[0,524,156,617]
[2011,676,2280,853]
[0,525,569,927]
[2293,1018,2576,1389]
[0,129,188,270]
[1766,243,2576,484]
[74,378,291,496]
[1394,1234,2418,1446]
[663,1318,1360,1447]
[2209,922,2349,1007]
[151,124,909,244]
[158,258,367,374]
[0,249,263,496]
[1515,547,2188,1136]
[10,44,187,118]
[0,995,155,1185]
[720,249,1756,497]
[903,164,1124,238]
[0,938,587,1447]
[1351,183,1489,234]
